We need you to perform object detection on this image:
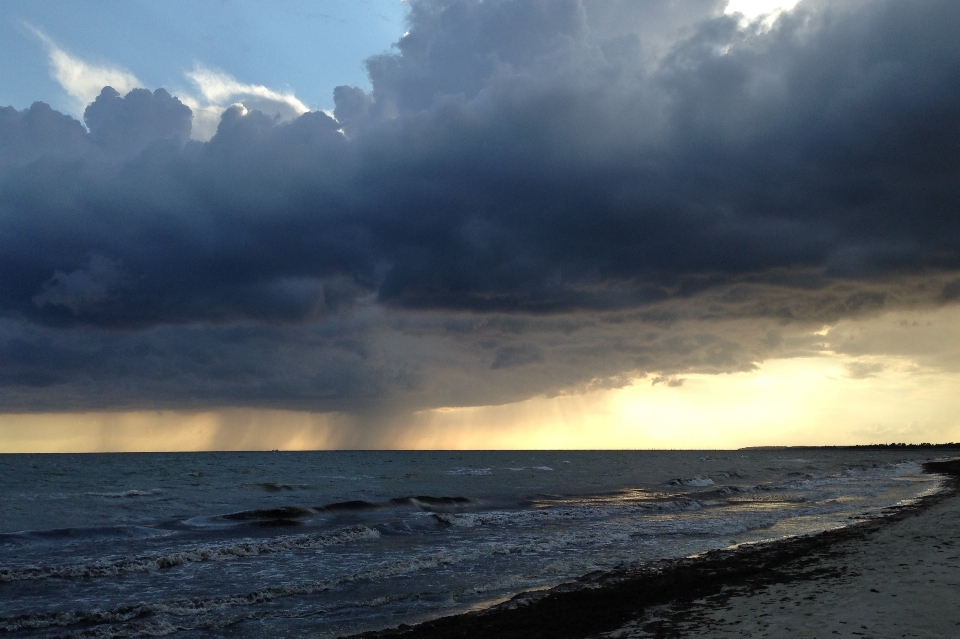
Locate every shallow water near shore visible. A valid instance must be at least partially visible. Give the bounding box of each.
[0,449,946,638]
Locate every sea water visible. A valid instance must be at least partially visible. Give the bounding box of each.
[0,449,945,638]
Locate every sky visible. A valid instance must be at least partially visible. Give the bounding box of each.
[2,0,960,452]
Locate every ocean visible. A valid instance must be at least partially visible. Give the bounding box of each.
[0,449,945,638]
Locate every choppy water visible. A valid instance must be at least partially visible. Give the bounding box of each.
[0,449,946,638]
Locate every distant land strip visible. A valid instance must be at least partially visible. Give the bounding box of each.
[741,443,960,450]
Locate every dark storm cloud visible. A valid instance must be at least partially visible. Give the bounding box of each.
[1,92,367,327]
[0,101,90,162]
[84,87,191,156]
[0,304,776,412]
[5,0,960,324]
[2,0,960,411]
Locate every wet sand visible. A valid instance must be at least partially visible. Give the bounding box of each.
[348,459,960,639]
[601,460,960,638]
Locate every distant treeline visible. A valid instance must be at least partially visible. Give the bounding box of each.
[743,443,960,450]
[852,443,960,449]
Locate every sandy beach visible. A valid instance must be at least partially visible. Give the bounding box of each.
[351,459,960,639]
[601,461,960,638]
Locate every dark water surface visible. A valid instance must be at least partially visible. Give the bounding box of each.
[0,449,945,638]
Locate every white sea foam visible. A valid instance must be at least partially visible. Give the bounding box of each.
[432,498,706,529]
[85,489,164,498]
[0,545,469,633]
[672,476,715,487]
[0,525,379,582]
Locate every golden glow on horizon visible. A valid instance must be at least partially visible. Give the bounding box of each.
[3,306,960,453]
[2,355,958,453]
[0,410,351,453]
[398,355,960,450]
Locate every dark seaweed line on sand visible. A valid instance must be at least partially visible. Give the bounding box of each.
[344,459,960,639]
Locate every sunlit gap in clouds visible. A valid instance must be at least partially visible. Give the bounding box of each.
[724,0,801,25]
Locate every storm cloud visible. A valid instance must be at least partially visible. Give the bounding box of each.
[2,0,960,413]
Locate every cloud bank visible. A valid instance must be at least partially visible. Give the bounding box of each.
[3,0,960,415]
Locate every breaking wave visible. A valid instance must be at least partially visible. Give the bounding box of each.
[84,489,164,498]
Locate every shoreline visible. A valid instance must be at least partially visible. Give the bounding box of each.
[346,458,960,639]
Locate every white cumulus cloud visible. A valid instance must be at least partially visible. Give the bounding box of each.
[179,65,310,141]
[28,24,144,116]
